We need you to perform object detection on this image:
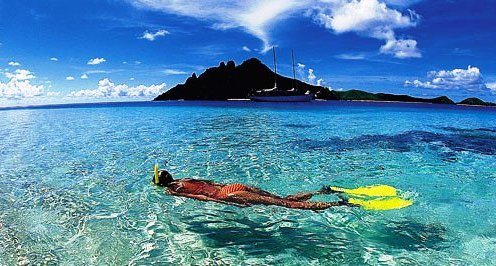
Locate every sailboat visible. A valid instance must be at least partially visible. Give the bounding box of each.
[249,48,313,102]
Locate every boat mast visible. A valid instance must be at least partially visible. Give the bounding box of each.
[291,49,297,90]
[273,46,277,89]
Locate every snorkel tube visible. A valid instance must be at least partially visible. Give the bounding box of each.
[153,163,160,185]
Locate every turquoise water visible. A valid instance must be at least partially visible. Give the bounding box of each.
[1,101,496,265]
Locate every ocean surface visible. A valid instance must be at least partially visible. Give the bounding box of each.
[1,101,495,265]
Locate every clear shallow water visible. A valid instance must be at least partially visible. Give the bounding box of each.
[1,101,496,265]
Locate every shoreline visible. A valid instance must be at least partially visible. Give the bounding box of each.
[2,99,496,111]
[457,103,496,108]
[348,99,433,105]
[343,99,496,108]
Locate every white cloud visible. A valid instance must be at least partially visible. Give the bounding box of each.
[66,76,75,81]
[85,70,111,75]
[404,66,490,92]
[380,38,421,58]
[130,0,421,57]
[296,63,325,86]
[140,29,170,41]
[335,53,367,60]
[308,68,316,84]
[50,57,59,61]
[404,79,437,89]
[315,0,415,35]
[163,69,188,75]
[68,78,166,98]
[5,69,36,80]
[0,69,45,99]
[80,74,89,79]
[487,82,496,92]
[8,61,21,66]
[296,63,306,79]
[314,0,420,58]
[46,91,61,97]
[242,46,251,52]
[87,58,106,65]
[130,0,306,52]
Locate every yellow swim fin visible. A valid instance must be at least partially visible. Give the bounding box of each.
[330,185,397,197]
[348,197,413,211]
[153,163,159,184]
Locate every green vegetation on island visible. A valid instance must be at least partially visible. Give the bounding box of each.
[458,97,496,107]
[332,90,455,104]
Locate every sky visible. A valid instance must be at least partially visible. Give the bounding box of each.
[0,0,495,106]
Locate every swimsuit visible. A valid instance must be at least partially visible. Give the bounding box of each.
[216,183,251,198]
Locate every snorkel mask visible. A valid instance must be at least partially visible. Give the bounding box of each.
[153,163,173,186]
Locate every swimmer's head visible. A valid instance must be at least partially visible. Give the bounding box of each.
[153,169,174,186]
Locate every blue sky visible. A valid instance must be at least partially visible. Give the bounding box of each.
[1,0,495,106]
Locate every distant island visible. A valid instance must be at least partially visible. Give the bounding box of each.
[154,58,496,107]
[458,97,496,107]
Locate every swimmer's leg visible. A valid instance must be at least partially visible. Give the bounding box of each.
[221,191,287,206]
[246,187,283,198]
[285,200,347,210]
[241,186,324,201]
[285,191,318,201]
[285,187,334,201]
[224,191,348,210]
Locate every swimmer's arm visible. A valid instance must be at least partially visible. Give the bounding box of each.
[167,190,250,208]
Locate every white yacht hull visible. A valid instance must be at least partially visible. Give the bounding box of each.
[250,94,313,102]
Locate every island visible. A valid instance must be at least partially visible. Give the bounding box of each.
[458,97,496,107]
[154,58,495,107]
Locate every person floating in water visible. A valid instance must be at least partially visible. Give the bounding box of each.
[153,168,353,210]
[152,164,414,211]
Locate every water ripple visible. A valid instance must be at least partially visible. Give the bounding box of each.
[1,102,496,264]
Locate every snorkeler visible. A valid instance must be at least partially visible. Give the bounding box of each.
[153,168,356,210]
[151,165,413,211]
